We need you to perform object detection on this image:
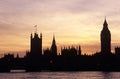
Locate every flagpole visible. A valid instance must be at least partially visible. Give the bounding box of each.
[34,25,37,33]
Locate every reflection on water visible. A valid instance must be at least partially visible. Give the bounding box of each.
[0,71,120,79]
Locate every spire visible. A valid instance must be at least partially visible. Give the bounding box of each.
[103,17,109,30]
[52,35,56,45]
[104,17,107,24]
[51,35,57,56]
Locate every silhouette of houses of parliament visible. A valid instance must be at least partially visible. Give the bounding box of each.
[1,18,120,72]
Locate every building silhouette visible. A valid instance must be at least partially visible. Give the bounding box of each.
[61,46,81,56]
[43,35,57,57]
[101,18,111,54]
[50,35,57,56]
[1,18,120,72]
[30,32,42,57]
[44,48,51,56]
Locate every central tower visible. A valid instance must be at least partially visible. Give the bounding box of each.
[30,25,42,57]
[30,33,42,56]
[101,18,111,54]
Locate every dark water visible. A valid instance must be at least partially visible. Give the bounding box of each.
[0,71,120,79]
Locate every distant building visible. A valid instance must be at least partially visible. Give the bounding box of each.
[101,18,111,54]
[115,47,120,55]
[30,32,42,57]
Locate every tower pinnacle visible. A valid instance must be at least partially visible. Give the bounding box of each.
[103,17,108,30]
[52,35,56,45]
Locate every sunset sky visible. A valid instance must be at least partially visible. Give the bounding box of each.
[0,0,120,57]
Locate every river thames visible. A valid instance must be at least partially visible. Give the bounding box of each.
[0,71,120,79]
